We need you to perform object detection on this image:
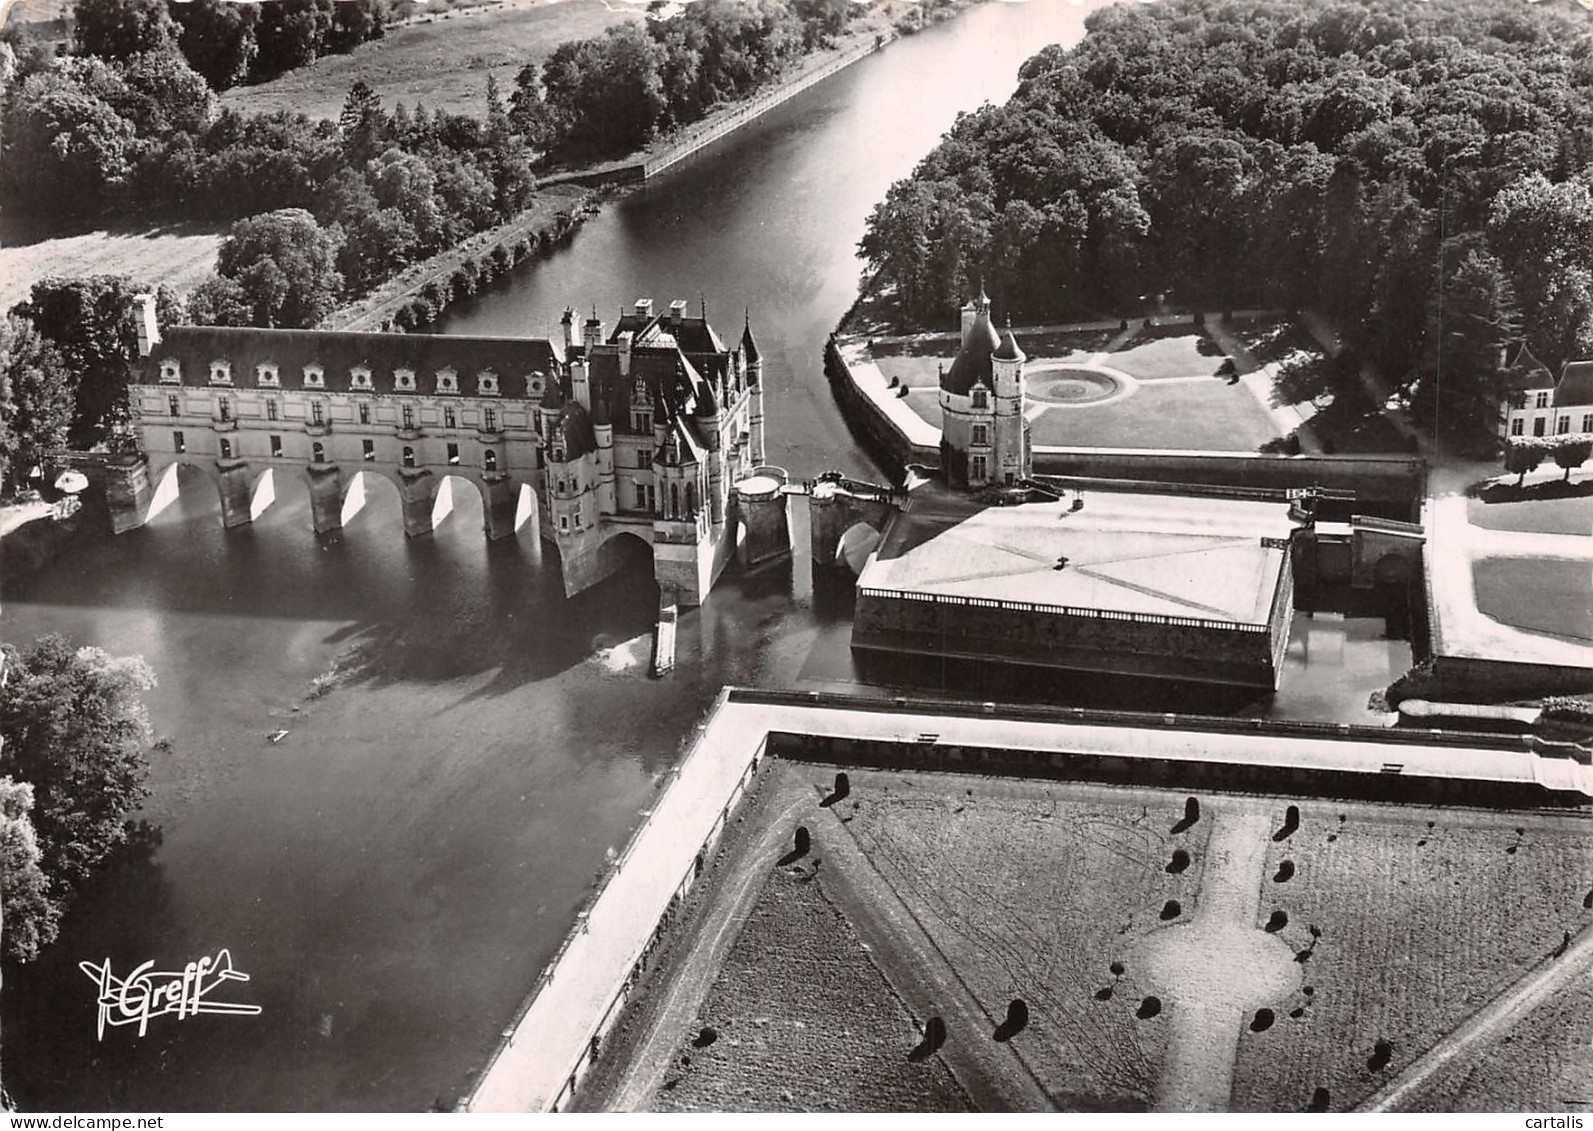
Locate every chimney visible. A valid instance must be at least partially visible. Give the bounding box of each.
[583,311,603,351]
[634,298,654,320]
[618,331,634,377]
[668,299,688,324]
[561,306,575,352]
[960,298,978,340]
[134,293,161,358]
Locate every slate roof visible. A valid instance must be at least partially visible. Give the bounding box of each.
[144,326,560,399]
[1556,360,1593,407]
[1506,342,1555,389]
[941,304,1002,396]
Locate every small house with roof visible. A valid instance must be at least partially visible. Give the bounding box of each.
[1501,344,1593,442]
[938,289,1031,489]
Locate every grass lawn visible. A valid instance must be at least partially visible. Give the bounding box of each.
[1230,799,1592,1111]
[1030,379,1280,451]
[1471,557,1593,643]
[218,0,639,122]
[1467,489,1593,537]
[844,772,1210,1111]
[1396,977,1593,1112]
[0,219,222,315]
[1112,330,1228,380]
[652,859,970,1112]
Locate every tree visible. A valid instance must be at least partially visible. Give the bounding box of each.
[18,276,177,448]
[338,79,388,165]
[74,0,178,61]
[0,635,154,895]
[1488,173,1593,370]
[215,208,343,327]
[171,0,259,91]
[327,0,385,54]
[0,314,75,494]
[1415,246,1520,455]
[186,273,254,326]
[0,779,60,963]
[1552,435,1591,480]
[254,0,335,78]
[0,72,138,218]
[114,46,215,137]
[1504,438,1544,485]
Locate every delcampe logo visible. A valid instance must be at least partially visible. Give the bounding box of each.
[78,949,263,1040]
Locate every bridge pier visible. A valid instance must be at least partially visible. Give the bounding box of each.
[734,472,791,569]
[482,475,525,541]
[398,469,439,538]
[217,462,255,528]
[105,455,154,534]
[307,465,344,536]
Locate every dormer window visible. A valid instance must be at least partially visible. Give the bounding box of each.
[394,368,416,392]
[971,386,989,410]
[159,359,181,384]
[209,360,232,385]
[303,365,325,389]
[478,371,499,396]
[435,368,457,394]
[1536,392,1550,409]
[350,366,373,391]
[528,374,544,395]
[256,362,280,387]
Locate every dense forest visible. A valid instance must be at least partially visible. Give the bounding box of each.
[858,0,1593,450]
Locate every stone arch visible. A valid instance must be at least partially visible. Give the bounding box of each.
[592,529,657,590]
[1372,552,1412,587]
[144,456,225,522]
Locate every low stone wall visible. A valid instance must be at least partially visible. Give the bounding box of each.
[853,586,1283,689]
[824,336,940,475]
[1428,655,1593,703]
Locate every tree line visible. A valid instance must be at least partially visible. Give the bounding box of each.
[857,0,1593,453]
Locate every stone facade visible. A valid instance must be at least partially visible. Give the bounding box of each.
[938,290,1031,489]
[122,294,766,606]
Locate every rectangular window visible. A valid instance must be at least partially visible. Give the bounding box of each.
[971,454,986,481]
[639,449,650,468]
[1558,416,1571,434]
[219,438,233,460]
[1536,392,1550,409]
[636,483,647,509]
[266,398,279,422]
[483,407,497,432]
[1584,413,1593,433]
[311,402,324,425]
[217,395,231,422]
[444,407,457,429]
[402,404,415,429]
[559,515,569,532]
[1510,418,1523,436]
[971,424,988,447]
[168,394,180,417]
[1534,417,1546,437]
[636,411,652,434]
[173,430,186,454]
[362,439,375,461]
[270,434,283,458]
[359,403,371,425]
[447,442,460,465]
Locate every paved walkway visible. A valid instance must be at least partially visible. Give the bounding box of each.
[1201,314,1322,452]
[466,693,1590,1112]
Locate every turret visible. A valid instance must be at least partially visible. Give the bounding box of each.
[571,353,590,411]
[694,379,725,524]
[741,312,764,465]
[134,293,161,358]
[593,397,616,516]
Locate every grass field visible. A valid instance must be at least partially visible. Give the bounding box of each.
[218,0,640,122]
[844,773,1210,1110]
[1112,329,1228,380]
[1229,799,1593,1111]
[1472,557,1593,643]
[651,860,971,1112]
[1397,977,1593,1112]
[1030,379,1279,451]
[0,220,222,315]
[1467,489,1593,538]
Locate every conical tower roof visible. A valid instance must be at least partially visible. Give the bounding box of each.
[942,295,1001,396]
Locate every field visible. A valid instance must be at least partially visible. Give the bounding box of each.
[1229,798,1593,1111]
[0,219,221,316]
[1467,487,1593,538]
[599,758,1593,1113]
[650,851,971,1112]
[842,773,1209,1110]
[1472,557,1593,643]
[218,0,640,123]
[1111,327,1229,380]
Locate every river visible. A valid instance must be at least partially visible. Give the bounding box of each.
[0,0,1409,1111]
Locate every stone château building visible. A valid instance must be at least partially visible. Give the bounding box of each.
[938,288,1031,489]
[1501,343,1593,443]
[122,295,766,605]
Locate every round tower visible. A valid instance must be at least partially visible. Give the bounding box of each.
[741,313,764,465]
[992,319,1028,485]
[593,397,616,516]
[939,291,1001,489]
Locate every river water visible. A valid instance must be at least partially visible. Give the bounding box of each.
[1,0,1408,1112]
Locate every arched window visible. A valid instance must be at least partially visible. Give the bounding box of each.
[402,446,416,468]
[484,449,498,472]
[312,442,325,463]
[686,481,696,515]
[219,438,233,460]
[670,482,680,517]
